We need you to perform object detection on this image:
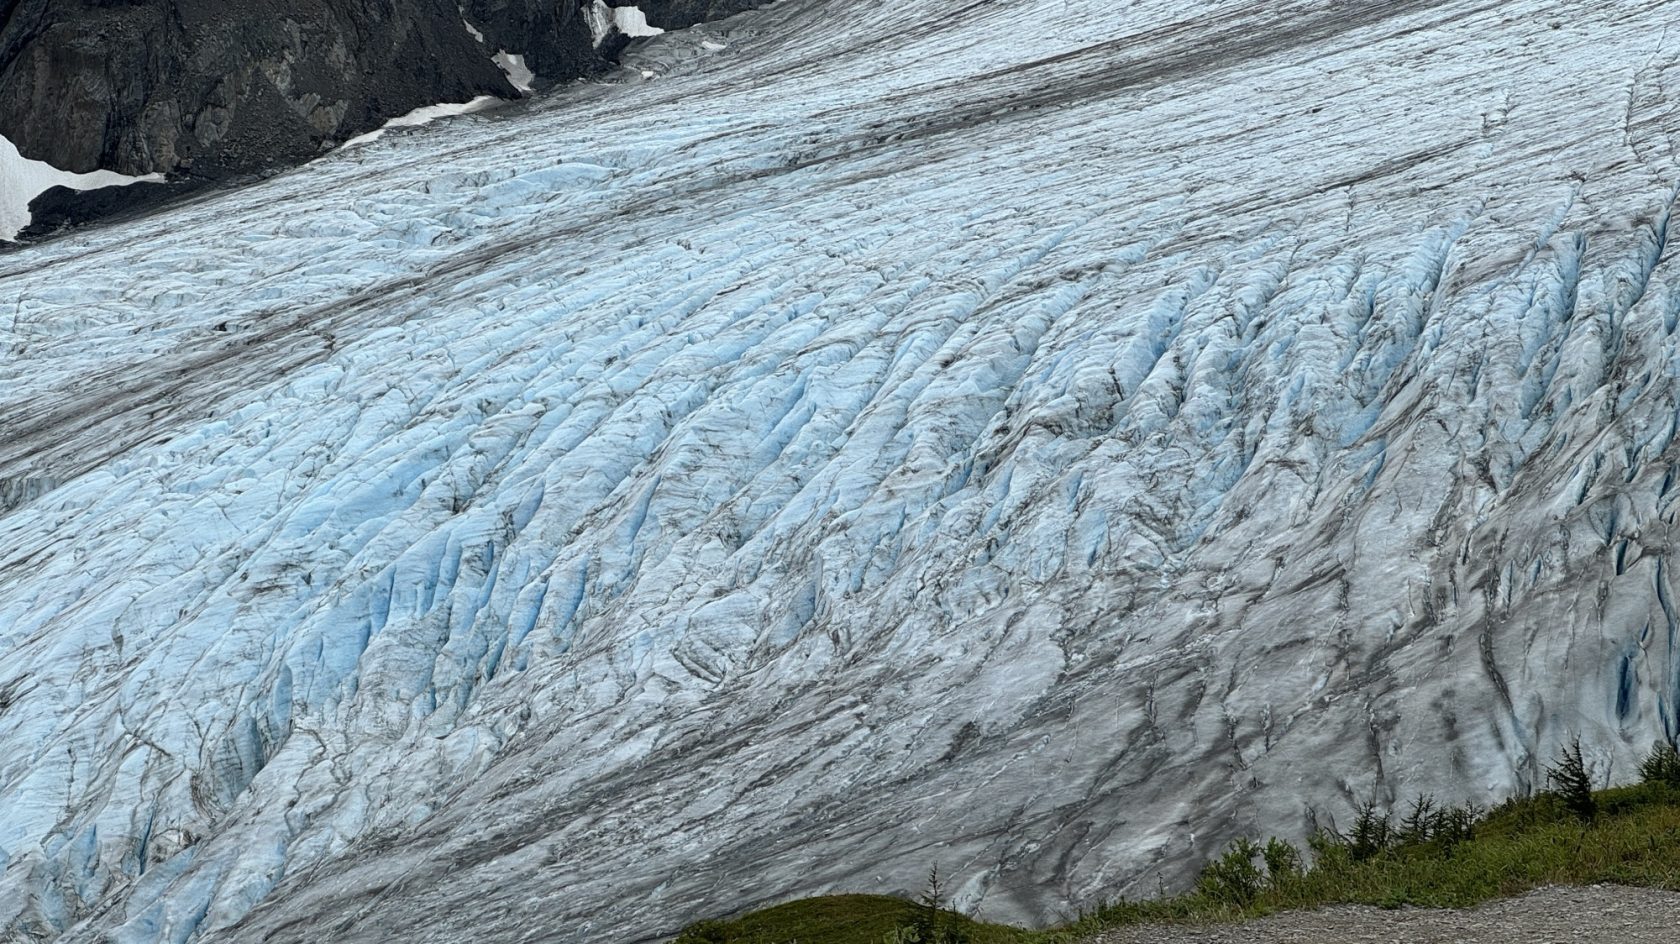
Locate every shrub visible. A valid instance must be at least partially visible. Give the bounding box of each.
[1306,826,1352,873]
[1261,837,1301,885]
[1196,837,1265,906]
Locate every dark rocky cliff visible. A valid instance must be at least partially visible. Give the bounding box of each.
[609,0,768,30]
[0,0,524,178]
[463,0,599,79]
[1,0,768,239]
[0,0,750,182]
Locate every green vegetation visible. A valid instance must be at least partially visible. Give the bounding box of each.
[673,741,1680,944]
[669,894,1038,944]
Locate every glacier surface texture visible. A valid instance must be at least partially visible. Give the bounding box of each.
[5,0,1680,940]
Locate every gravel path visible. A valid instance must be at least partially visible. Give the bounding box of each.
[1090,886,1680,943]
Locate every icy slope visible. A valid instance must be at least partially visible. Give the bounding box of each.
[3,0,1680,940]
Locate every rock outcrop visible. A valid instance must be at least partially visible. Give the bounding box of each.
[0,0,527,179]
[0,0,763,237]
[18,178,189,239]
[0,0,733,185]
[463,0,599,78]
[611,0,771,30]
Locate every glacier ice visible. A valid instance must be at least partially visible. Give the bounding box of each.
[4,0,1680,941]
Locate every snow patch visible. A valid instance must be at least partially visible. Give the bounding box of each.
[585,0,665,47]
[613,6,665,37]
[340,97,501,149]
[494,53,536,94]
[0,134,163,241]
[462,18,485,43]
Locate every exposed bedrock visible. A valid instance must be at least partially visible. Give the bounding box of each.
[0,0,515,177]
[19,179,196,238]
[0,0,714,183]
[462,0,600,78]
[610,0,773,30]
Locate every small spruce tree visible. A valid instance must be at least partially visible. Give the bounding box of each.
[1435,802,1479,850]
[909,866,938,942]
[1639,740,1680,788]
[1346,800,1392,861]
[1546,736,1597,821]
[1397,794,1438,846]
[905,865,969,944]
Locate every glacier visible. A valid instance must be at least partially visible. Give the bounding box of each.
[3,0,1680,940]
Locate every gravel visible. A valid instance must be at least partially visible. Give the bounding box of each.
[1088,886,1680,944]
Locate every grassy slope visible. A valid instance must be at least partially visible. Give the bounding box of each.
[670,894,1041,944]
[673,782,1680,943]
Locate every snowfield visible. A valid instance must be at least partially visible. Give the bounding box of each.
[4,0,1680,941]
[0,136,162,241]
